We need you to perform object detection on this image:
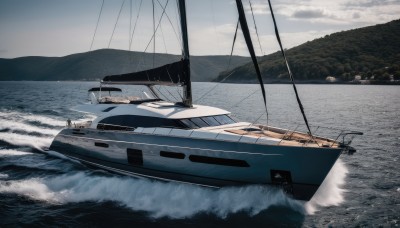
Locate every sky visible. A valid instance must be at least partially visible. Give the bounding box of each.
[0,0,399,58]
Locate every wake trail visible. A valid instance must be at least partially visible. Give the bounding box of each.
[0,172,304,219]
[0,132,52,150]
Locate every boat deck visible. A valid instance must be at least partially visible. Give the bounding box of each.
[225,128,339,148]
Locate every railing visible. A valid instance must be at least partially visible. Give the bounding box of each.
[81,121,362,148]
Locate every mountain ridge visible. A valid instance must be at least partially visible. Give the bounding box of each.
[0,49,250,82]
[217,19,400,83]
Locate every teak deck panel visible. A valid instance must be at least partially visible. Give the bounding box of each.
[225,129,339,148]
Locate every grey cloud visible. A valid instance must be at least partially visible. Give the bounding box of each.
[346,0,400,8]
[292,9,326,19]
[352,12,361,19]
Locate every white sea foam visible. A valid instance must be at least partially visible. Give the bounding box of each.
[0,173,9,179]
[0,132,52,150]
[0,111,65,127]
[305,158,348,214]
[0,120,60,136]
[0,149,33,157]
[0,173,303,219]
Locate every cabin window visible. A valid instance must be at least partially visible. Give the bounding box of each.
[94,142,109,148]
[102,107,116,112]
[180,119,199,129]
[127,148,143,166]
[97,123,134,131]
[99,115,185,129]
[189,117,208,128]
[214,115,236,125]
[160,151,185,159]
[180,115,236,129]
[201,116,220,126]
[189,155,249,167]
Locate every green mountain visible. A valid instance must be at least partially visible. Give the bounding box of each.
[0,49,249,82]
[217,19,400,83]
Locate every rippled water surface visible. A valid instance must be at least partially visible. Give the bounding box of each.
[0,81,399,227]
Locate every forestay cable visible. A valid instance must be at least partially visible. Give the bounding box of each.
[194,19,239,103]
[90,0,105,51]
[108,0,126,48]
[267,0,313,136]
[249,0,263,55]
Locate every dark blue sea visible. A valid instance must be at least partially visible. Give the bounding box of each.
[0,81,399,227]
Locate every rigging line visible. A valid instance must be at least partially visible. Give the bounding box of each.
[153,85,169,100]
[142,0,169,54]
[129,0,143,51]
[162,85,179,101]
[129,0,132,49]
[235,0,269,123]
[228,87,259,110]
[267,0,313,136]
[175,0,183,55]
[210,0,221,55]
[90,0,105,51]
[152,0,156,68]
[159,17,168,53]
[193,20,239,104]
[108,0,126,48]
[194,70,236,103]
[249,111,265,129]
[227,19,240,71]
[249,0,264,56]
[166,68,184,100]
[155,0,182,49]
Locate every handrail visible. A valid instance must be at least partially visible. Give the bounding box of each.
[339,131,364,146]
[83,122,363,147]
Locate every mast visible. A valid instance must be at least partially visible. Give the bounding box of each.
[177,0,192,107]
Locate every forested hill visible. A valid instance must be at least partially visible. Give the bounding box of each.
[217,19,400,83]
[0,49,249,82]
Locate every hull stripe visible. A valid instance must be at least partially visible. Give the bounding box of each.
[59,133,284,157]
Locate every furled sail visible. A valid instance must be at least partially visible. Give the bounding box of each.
[235,0,268,112]
[102,59,189,86]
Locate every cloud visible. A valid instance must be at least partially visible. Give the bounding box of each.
[270,0,399,25]
[352,12,361,19]
[345,0,400,8]
[292,9,327,19]
[245,3,269,15]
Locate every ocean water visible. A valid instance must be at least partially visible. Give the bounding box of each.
[0,81,399,227]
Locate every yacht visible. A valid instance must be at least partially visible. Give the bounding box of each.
[50,0,361,201]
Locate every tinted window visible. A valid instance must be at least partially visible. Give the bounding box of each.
[201,116,220,126]
[214,115,236,125]
[160,151,185,159]
[189,155,249,167]
[94,142,109,148]
[102,107,116,112]
[180,119,199,129]
[99,115,185,129]
[189,117,208,128]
